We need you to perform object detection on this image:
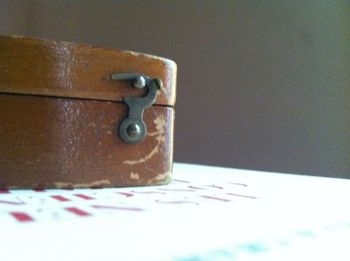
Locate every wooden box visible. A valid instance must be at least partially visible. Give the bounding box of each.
[0,36,176,189]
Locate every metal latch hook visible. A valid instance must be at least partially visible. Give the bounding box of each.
[110,73,163,144]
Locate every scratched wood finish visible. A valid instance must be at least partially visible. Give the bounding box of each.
[0,94,174,188]
[0,35,176,106]
[0,36,176,188]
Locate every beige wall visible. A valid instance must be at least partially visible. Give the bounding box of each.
[1,0,350,177]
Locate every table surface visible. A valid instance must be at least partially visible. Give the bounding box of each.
[1,163,350,261]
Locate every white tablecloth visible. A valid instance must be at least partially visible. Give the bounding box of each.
[1,163,350,260]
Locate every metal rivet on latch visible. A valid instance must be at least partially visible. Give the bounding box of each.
[109,73,163,144]
[126,123,141,137]
[133,76,147,89]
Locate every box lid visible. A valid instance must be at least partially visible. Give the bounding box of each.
[0,35,176,107]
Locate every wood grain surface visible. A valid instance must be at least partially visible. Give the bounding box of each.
[0,35,176,188]
[0,94,174,188]
[0,35,176,106]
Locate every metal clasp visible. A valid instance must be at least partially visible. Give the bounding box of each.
[110,73,163,144]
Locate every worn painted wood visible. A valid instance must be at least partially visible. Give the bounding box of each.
[0,36,176,188]
[0,35,176,106]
